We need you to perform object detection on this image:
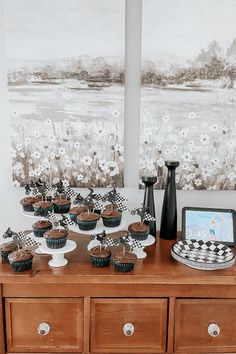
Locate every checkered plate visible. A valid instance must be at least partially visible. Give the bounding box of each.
[171,239,235,270]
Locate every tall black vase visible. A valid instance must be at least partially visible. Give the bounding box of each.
[160,161,179,240]
[142,176,157,238]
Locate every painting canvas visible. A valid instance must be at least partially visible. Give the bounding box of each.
[140,0,236,190]
[5,0,125,187]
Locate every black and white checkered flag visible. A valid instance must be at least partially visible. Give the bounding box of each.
[45,186,54,196]
[65,187,77,198]
[46,212,60,226]
[93,193,103,201]
[31,187,39,196]
[17,231,41,247]
[115,193,127,203]
[116,202,129,212]
[93,201,105,211]
[129,239,143,249]
[60,216,75,226]
[105,237,119,247]
[143,213,155,222]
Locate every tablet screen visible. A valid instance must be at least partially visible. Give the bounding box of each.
[182,208,236,245]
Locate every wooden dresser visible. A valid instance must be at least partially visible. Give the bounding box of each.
[0,232,236,354]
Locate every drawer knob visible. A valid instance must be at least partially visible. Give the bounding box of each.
[123,323,135,336]
[38,322,50,336]
[208,323,220,337]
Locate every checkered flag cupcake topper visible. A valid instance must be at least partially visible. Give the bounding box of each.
[64,187,77,198]
[2,228,40,248]
[45,212,75,229]
[129,238,143,250]
[102,188,128,211]
[131,205,155,223]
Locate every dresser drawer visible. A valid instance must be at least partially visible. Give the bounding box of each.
[175,299,236,352]
[5,298,84,352]
[90,298,168,353]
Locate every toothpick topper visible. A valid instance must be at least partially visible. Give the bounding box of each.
[90,231,119,247]
[53,180,65,195]
[102,188,129,211]
[46,212,75,229]
[73,193,85,205]
[2,228,39,247]
[131,206,155,223]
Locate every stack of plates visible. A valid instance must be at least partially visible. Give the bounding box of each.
[171,239,235,270]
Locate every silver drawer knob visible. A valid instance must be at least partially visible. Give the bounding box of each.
[38,322,50,336]
[208,323,220,337]
[123,323,135,336]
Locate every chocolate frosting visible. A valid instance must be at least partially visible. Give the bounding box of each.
[77,212,100,222]
[44,229,68,239]
[8,249,33,262]
[128,222,149,233]
[20,197,37,205]
[53,199,71,206]
[0,242,18,253]
[90,246,111,258]
[101,210,121,219]
[33,201,53,208]
[114,251,137,264]
[69,206,88,215]
[33,220,52,229]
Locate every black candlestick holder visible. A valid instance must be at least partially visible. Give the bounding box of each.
[160,161,179,240]
[142,176,157,238]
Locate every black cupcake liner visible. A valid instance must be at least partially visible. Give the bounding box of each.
[102,216,122,228]
[46,236,67,249]
[77,219,98,231]
[33,225,52,238]
[113,261,134,272]
[90,255,111,267]
[53,204,71,214]
[130,230,149,241]
[69,213,77,222]
[33,205,54,216]
[10,258,33,272]
[1,251,11,263]
[22,204,34,212]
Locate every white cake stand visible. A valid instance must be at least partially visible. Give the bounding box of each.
[25,232,47,255]
[38,240,77,267]
[129,235,156,259]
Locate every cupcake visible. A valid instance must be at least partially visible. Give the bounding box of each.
[8,249,34,272]
[0,242,18,263]
[43,229,68,249]
[89,246,111,267]
[53,199,71,214]
[77,212,100,231]
[69,206,88,222]
[20,196,37,212]
[113,251,137,272]
[101,210,122,227]
[32,220,53,237]
[33,201,54,216]
[128,222,149,241]
[53,194,70,201]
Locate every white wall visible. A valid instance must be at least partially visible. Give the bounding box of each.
[0,0,235,240]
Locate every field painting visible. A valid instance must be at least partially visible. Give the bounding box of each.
[5,0,125,187]
[140,0,236,190]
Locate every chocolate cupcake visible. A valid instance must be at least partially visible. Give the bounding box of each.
[20,196,37,212]
[77,212,100,231]
[89,246,111,267]
[33,201,54,216]
[69,206,88,222]
[8,249,34,272]
[53,194,70,201]
[101,210,122,227]
[53,199,71,214]
[32,220,52,237]
[0,242,18,263]
[113,251,137,272]
[43,229,68,249]
[128,222,149,241]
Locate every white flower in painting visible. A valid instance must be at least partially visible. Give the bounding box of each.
[96,127,106,137]
[101,145,106,151]
[16,144,22,151]
[181,152,193,162]
[11,148,17,158]
[185,173,195,182]
[64,160,72,168]
[110,168,119,177]
[112,110,120,118]
[144,127,152,136]
[182,184,194,190]
[45,118,52,125]
[38,165,44,172]
[49,135,56,142]
[218,175,225,182]
[81,155,92,166]
[29,159,33,165]
[164,149,171,156]
[210,157,222,169]
[33,151,41,159]
[11,130,18,137]
[190,146,196,152]
[227,139,235,148]
[188,112,196,119]
[77,174,84,181]
[162,115,169,122]
[194,178,202,187]
[157,158,165,167]
[80,168,84,173]
[172,145,177,151]
[101,177,106,182]
[99,160,109,172]
[179,129,188,138]
[188,140,194,146]
[14,162,23,171]
[228,172,236,182]
[211,124,219,132]
[202,168,212,179]
[24,137,31,145]
[62,179,70,187]
[202,121,208,128]
[207,185,218,190]
[34,132,40,138]
[50,152,55,159]
[113,144,124,153]
[34,168,41,177]
[175,175,180,183]
[200,134,210,145]
[119,155,124,162]
[74,141,80,149]
[182,162,190,170]
[58,147,66,156]
[84,176,89,183]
